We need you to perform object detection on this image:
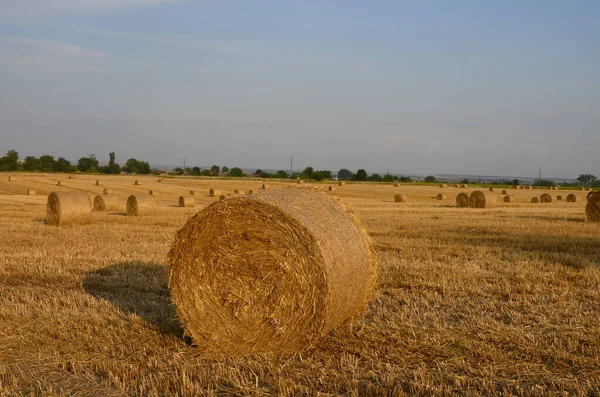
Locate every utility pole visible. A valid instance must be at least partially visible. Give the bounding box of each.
[538,169,542,186]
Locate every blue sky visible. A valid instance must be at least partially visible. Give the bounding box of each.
[0,1,598,178]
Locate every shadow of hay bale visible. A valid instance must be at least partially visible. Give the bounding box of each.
[82,262,184,338]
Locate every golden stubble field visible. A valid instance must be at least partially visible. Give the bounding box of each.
[0,174,599,396]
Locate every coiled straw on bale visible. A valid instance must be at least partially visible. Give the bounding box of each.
[437,193,447,200]
[179,196,195,207]
[557,195,563,201]
[456,193,469,207]
[394,194,407,202]
[102,188,112,195]
[209,189,221,197]
[93,195,120,212]
[468,190,497,208]
[566,194,577,203]
[504,195,514,203]
[262,184,270,190]
[46,191,92,226]
[189,190,195,196]
[531,197,539,203]
[540,193,552,203]
[586,192,600,222]
[167,187,377,356]
[126,195,157,216]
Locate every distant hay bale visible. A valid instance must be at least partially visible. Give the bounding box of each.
[531,197,539,203]
[525,186,533,190]
[167,187,376,356]
[95,180,101,186]
[68,175,74,179]
[8,176,16,181]
[126,195,157,216]
[248,189,254,195]
[179,196,195,208]
[456,193,469,208]
[461,184,468,188]
[436,193,447,200]
[519,186,524,189]
[27,189,36,195]
[93,195,120,212]
[588,188,593,191]
[209,189,221,197]
[56,181,64,186]
[556,195,563,201]
[489,187,495,192]
[102,188,112,195]
[439,184,447,188]
[328,186,336,192]
[297,180,305,184]
[262,184,270,190]
[468,190,497,208]
[454,184,460,188]
[189,190,195,195]
[540,193,552,203]
[394,183,399,187]
[566,194,577,203]
[46,191,92,226]
[581,188,586,191]
[218,195,226,201]
[134,180,141,186]
[501,190,507,195]
[503,195,514,203]
[234,189,245,195]
[586,192,600,222]
[157,179,163,182]
[149,190,157,196]
[394,194,407,202]
[512,185,518,189]
[338,181,345,186]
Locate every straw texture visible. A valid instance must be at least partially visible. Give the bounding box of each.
[456,193,469,208]
[588,191,595,201]
[503,195,514,203]
[437,193,447,200]
[394,194,407,203]
[556,195,563,201]
[586,192,600,222]
[126,195,157,216]
[262,184,270,190]
[468,191,497,208]
[531,197,539,203]
[540,193,552,203]
[167,187,377,356]
[566,194,577,203]
[102,188,112,195]
[27,189,36,196]
[178,196,195,208]
[93,195,120,212]
[46,191,92,226]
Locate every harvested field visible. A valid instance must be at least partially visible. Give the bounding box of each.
[0,174,599,395]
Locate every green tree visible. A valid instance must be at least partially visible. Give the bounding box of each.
[312,171,324,181]
[301,166,314,179]
[318,170,332,179]
[370,173,383,182]
[171,167,184,175]
[356,169,367,181]
[222,166,229,173]
[424,175,437,183]
[459,178,470,184]
[54,157,72,173]
[275,170,289,178]
[577,174,597,186]
[123,158,140,173]
[192,166,201,175]
[23,156,39,171]
[228,167,244,177]
[138,161,150,174]
[0,150,20,171]
[382,174,394,182]
[77,154,99,173]
[338,169,352,180]
[38,155,56,172]
[512,179,520,186]
[400,176,412,183]
[210,165,220,175]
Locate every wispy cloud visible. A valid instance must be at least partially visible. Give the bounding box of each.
[0,0,190,19]
[0,35,109,75]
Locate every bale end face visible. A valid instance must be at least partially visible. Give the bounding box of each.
[531,197,540,203]
[540,193,553,203]
[394,194,407,203]
[179,196,195,207]
[468,190,497,209]
[456,193,469,208]
[566,194,577,203]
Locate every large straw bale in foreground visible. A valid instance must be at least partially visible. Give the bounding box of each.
[566,194,577,203]
[586,192,600,222]
[179,196,195,207]
[168,187,377,356]
[468,190,497,208]
[456,193,469,207]
[93,195,120,212]
[394,194,407,202]
[126,195,157,216]
[46,191,92,226]
[540,193,552,203]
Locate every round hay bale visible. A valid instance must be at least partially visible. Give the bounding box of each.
[56,181,64,186]
[218,194,226,201]
[179,196,195,208]
[126,195,157,216]
[581,187,586,191]
[167,187,376,356]
[586,192,600,222]
[8,176,16,181]
[501,190,508,195]
[234,189,245,195]
[262,184,270,190]
[338,181,345,186]
[68,175,74,179]
[46,191,92,226]
[328,186,336,192]
[394,194,407,202]
[489,187,495,192]
[436,193,447,200]
[588,188,593,191]
[503,195,514,203]
[93,195,120,212]
[566,194,577,203]
[531,197,539,203]
[95,180,101,186]
[454,184,460,188]
[587,191,595,201]
[461,184,468,188]
[157,179,163,182]
[456,193,469,208]
[526,186,533,190]
[248,189,254,195]
[540,193,552,203]
[102,188,112,195]
[209,189,221,197]
[27,189,36,195]
[394,183,399,187]
[149,190,157,196]
[512,185,518,189]
[189,190,195,196]
[297,180,305,184]
[468,190,497,208]
[556,195,563,201]
[439,184,446,188]
[519,186,524,189]
[135,180,143,186]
